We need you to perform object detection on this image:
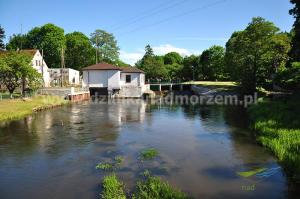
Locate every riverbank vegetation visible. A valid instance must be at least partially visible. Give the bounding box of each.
[0,95,68,122]
[249,94,300,178]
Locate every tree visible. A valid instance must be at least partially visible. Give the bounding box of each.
[26,24,66,68]
[199,45,226,80]
[181,55,198,81]
[90,29,120,63]
[65,32,95,70]
[0,25,5,50]
[0,52,42,98]
[136,45,168,80]
[289,0,300,62]
[6,34,29,50]
[225,17,291,93]
[164,52,183,65]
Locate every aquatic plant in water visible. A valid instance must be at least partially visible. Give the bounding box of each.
[140,148,159,160]
[96,156,124,171]
[101,174,126,199]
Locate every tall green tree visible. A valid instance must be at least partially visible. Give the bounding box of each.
[0,52,42,98]
[199,45,226,80]
[136,45,167,80]
[225,17,291,93]
[90,29,120,63]
[164,52,183,65]
[181,55,198,81]
[0,25,5,50]
[289,0,300,62]
[65,32,95,70]
[6,34,29,50]
[26,24,66,68]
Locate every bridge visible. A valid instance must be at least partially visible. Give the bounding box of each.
[147,82,192,92]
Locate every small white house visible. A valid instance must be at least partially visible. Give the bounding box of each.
[82,63,148,98]
[48,68,80,86]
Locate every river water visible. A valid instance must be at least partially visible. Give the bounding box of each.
[0,100,295,199]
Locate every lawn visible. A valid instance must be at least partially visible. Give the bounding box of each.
[248,94,300,178]
[182,81,237,87]
[0,95,69,122]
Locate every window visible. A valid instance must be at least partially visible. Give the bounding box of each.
[36,60,38,66]
[126,75,131,83]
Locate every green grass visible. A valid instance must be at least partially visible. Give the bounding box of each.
[248,94,300,178]
[0,95,69,122]
[100,172,190,199]
[132,173,190,199]
[140,148,159,160]
[101,174,127,199]
[182,81,237,87]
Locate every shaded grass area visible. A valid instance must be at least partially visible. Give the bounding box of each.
[101,173,190,199]
[248,94,300,178]
[0,95,69,122]
[183,81,237,87]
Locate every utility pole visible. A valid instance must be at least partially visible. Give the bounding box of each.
[41,49,44,87]
[61,46,65,87]
[20,24,23,49]
[95,37,98,64]
[192,65,195,82]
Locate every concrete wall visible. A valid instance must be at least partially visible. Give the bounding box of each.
[82,70,121,89]
[120,73,145,87]
[49,68,80,85]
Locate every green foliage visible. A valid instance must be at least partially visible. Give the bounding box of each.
[65,31,95,70]
[6,34,29,50]
[140,148,159,160]
[164,52,183,65]
[181,55,198,81]
[0,25,5,49]
[136,45,168,80]
[26,23,66,68]
[101,174,127,199]
[0,52,42,96]
[96,156,124,171]
[132,174,190,199]
[289,0,300,62]
[274,62,300,90]
[248,95,300,177]
[199,45,226,81]
[225,17,291,93]
[90,29,120,63]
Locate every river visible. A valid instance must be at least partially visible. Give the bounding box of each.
[0,100,295,199]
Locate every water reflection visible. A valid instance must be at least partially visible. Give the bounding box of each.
[0,100,295,199]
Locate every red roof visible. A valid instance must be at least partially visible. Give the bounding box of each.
[82,63,122,71]
[121,67,144,73]
[82,63,144,73]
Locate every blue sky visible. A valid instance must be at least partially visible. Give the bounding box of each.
[0,0,295,64]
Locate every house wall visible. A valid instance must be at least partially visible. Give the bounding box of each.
[31,51,50,87]
[82,70,121,89]
[120,73,145,87]
[49,68,80,85]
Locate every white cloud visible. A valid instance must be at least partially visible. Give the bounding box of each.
[120,44,200,65]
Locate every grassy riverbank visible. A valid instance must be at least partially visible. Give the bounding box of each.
[248,94,300,178]
[0,95,69,122]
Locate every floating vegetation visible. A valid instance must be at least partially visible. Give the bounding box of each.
[140,148,159,160]
[237,168,267,178]
[96,156,124,171]
[96,162,114,171]
[101,174,126,199]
